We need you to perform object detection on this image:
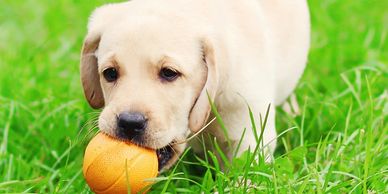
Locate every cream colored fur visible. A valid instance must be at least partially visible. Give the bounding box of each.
[80,0,310,170]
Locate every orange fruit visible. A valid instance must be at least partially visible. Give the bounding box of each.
[83,133,158,194]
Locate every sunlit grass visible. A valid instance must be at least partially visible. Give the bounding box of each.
[0,0,386,193]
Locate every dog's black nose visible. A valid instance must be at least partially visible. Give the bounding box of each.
[117,112,147,139]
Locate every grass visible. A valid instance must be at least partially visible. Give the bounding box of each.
[0,0,387,193]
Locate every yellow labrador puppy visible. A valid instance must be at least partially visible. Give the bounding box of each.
[80,0,310,171]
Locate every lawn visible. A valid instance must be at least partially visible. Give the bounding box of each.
[0,0,386,193]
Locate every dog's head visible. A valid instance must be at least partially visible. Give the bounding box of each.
[80,4,218,170]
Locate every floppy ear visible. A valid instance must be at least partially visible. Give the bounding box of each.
[80,3,129,108]
[80,32,104,109]
[189,39,219,133]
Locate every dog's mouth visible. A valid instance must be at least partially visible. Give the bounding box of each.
[156,144,175,171]
[109,129,180,171]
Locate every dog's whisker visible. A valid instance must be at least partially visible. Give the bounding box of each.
[86,112,100,116]
[75,124,100,144]
[171,117,216,145]
[86,119,99,132]
[168,144,178,155]
[78,117,98,138]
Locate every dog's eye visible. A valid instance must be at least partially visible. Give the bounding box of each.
[159,68,180,82]
[103,67,118,82]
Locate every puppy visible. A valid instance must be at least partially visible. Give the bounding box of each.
[80,0,310,171]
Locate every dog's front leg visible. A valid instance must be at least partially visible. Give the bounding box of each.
[202,101,277,163]
[233,104,277,162]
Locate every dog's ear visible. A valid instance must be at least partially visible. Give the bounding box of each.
[80,31,104,109]
[80,4,126,108]
[189,38,219,133]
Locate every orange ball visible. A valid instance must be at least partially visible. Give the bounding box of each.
[83,133,158,194]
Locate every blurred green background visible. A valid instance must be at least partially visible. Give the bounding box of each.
[0,0,386,193]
